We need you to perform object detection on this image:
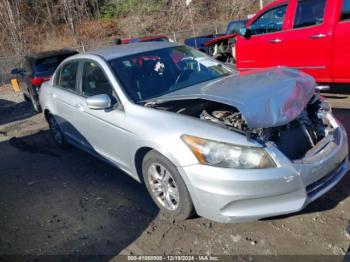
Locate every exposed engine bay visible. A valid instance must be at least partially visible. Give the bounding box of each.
[146,93,333,161]
[207,38,236,63]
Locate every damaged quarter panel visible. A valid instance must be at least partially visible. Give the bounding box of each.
[155,67,316,128]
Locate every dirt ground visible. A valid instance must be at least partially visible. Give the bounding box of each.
[0,84,350,259]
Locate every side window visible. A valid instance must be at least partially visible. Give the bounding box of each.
[81,61,114,97]
[250,5,287,35]
[294,0,326,29]
[341,0,350,21]
[59,62,78,92]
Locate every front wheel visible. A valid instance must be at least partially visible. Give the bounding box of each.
[48,114,69,149]
[142,150,195,220]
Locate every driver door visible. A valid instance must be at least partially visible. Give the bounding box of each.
[236,4,288,71]
[73,60,132,172]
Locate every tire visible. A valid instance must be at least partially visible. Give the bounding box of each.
[47,114,69,149]
[23,93,31,102]
[29,87,42,113]
[142,150,195,220]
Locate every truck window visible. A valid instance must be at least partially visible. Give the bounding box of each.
[250,5,287,35]
[294,0,326,28]
[341,0,350,21]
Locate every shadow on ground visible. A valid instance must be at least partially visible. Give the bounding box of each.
[0,99,35,126]
[321,84,350,95]
[0,131,159,257]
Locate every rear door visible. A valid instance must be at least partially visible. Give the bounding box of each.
[281,0,332,82]
[332,0,350,83]
[51,61,82,144]
[236,3,289,70]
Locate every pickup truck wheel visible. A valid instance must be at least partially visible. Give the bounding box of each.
[29,88,42,113]
[48,114,69,149]
[142,150,195,220]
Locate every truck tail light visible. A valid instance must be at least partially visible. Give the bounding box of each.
[31,76,51,87]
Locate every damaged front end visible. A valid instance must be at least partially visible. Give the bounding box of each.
[144,68,344,162]
[146,94,334,161]
[205,34,236,63]
[199,94,335,161]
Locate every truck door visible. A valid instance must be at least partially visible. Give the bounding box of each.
[281,0,332,82]
[236,3,289,71]
[332,0,350,83]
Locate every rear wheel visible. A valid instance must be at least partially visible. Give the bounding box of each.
[29,88,42,113]
[23,93,31,102]
[142,150,195,220]
[48,114,69,148]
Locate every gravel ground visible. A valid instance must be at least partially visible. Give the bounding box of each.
[0,84,349,259]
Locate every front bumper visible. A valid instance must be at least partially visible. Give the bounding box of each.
[179,119,349,223]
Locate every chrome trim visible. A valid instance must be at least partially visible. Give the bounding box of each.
[239,66,326,71]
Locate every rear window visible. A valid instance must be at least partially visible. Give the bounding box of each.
[294,0,326,28]
[341,0,350,21]
[34,54,75,73]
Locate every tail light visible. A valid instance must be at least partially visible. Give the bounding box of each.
[31,76,51,87]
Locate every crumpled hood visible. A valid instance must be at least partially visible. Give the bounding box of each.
[156,67,316,128]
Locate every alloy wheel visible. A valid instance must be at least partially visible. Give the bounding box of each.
[147,163,180,211]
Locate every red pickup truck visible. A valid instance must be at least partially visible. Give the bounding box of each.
[236,0,350,84]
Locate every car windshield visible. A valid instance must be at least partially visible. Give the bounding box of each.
[109,46,232,102]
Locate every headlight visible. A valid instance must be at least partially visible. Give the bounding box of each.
[181,135,276,169]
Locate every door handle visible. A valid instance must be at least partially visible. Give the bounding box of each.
[269,38,282,43]
[310,34,326,39]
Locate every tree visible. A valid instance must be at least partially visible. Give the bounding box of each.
[0,0,25,55]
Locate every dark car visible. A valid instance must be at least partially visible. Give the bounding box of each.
[184,34,225,54]
[115,34,172,45]
[11,49,78,112]
[184,19,247,54]
[124,35,171,43]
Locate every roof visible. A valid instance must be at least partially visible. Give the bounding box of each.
[121,34,170,44]
[88,42,180,60]
[25,49,78,61]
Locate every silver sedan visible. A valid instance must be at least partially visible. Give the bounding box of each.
[39,42,349,223]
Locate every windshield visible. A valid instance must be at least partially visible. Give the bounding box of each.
[109,46,232,102]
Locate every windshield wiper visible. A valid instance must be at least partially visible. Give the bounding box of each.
[137,99,162,107]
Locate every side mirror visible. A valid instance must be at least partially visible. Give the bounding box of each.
[239,27,252,38]
[11,68,25,75]
[86,94,111,110]
[11,68,19,75]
